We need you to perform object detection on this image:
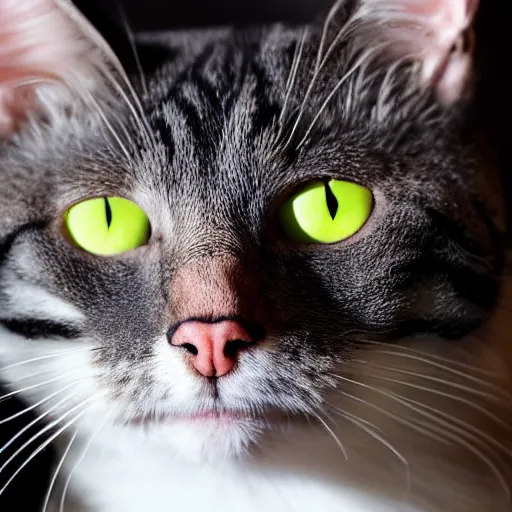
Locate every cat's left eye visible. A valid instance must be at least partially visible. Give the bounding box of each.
[64,197,150,256]
[278,180,373,244]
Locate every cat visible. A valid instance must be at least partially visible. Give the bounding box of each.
[0,0,511,510]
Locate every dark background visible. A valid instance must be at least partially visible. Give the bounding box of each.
[108,0,333,29]
[0,1,510,510]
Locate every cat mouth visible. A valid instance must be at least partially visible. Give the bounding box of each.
[175,411,254,424]
[127,409,286,428]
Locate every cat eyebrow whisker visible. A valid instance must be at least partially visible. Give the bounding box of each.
[315,0,344,73]
[80,88,132,161]
[297,42,390,150]
[273,27,309,149]
[374,55,411,123]
[92,59,159,157]
[117,5,149,99]
[280,4,358,153]
[57,0,159,154]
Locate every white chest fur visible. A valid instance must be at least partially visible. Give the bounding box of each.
[50,426,406,512]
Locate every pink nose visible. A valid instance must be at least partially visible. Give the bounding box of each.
[169,320,258,377]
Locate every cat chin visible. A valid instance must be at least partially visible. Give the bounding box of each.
[122,418,266,464]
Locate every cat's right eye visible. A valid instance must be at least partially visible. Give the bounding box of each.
[64,197,150,256]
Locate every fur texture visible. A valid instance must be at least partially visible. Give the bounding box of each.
[0,1,511,511]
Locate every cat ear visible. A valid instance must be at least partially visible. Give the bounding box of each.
[354,0,479,105]
[0,0,126,138]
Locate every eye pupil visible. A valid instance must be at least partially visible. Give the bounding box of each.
[104,198,113,228]
[324,182,338,220]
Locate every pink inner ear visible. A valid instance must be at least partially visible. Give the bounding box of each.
[396,0,478,20]
[405,0,478,45]
[0,0,89,137]
[358,0,479,104]
[360,0,479,47]
[0,86,35,136]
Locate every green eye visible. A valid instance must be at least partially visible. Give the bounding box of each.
[65,197,150,256]
[278,180,373,244]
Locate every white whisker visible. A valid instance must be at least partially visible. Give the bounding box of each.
[362,350,510,397]
[55,0,159,156]
[335,388,450,445]
[281,7,357,149]
[82,90,132,161]
[324,400,384,432]
[117,6,148,98]
[0,391,80,457]
[0,391,96,466]
[374,55,413,123]
[42,427,80,512]
[0,381,79,426]
[57,0,150,122]
[311,411,348,460]
[297,42,390,149]
[0,348,97,374]
[330,373,511,498]
[5,369,56,386]
[94,60,158,152]
[396,393,512,458]
[402,411,511,499]
[365,372,511,431]
[330,405,411,493]
[345,337,500,380]
[0,405,93,497]
[273,27,309,146]
[59,412,113,512]
[0,371,75,403]
[315,1,342,72]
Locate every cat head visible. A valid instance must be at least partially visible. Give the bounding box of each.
[0,0,508,475]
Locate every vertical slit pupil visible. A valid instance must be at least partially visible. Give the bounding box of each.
[324,183,338,220]
[104,198,112,228]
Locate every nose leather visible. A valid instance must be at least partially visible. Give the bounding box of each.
[169,319,258,377]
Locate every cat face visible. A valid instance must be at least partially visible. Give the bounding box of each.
[0,0,508,471]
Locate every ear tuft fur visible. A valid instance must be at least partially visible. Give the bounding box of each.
[0,0,111,138]
[353,0,480,104]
